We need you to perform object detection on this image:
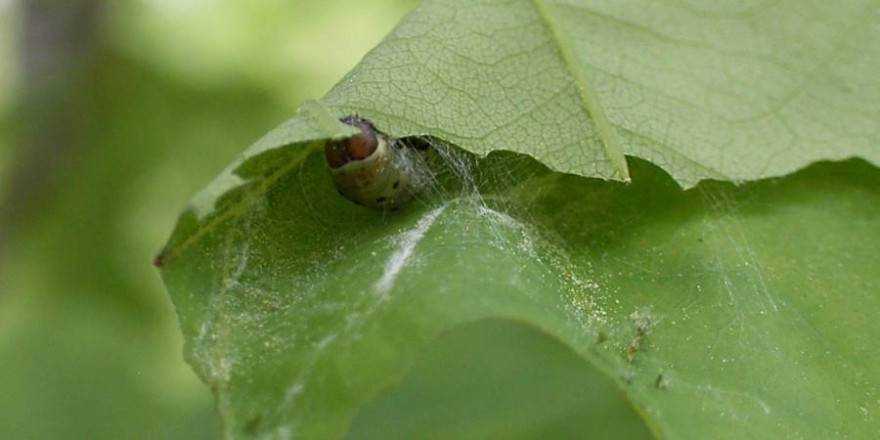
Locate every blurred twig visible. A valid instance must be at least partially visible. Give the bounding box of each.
[0,0,99,256]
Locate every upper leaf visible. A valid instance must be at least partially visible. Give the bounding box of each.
[179,0,880,221]
[326,0,880,186]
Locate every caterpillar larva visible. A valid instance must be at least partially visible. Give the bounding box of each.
[325,116,431,210]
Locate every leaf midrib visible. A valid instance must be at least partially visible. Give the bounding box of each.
[530,0,631,182]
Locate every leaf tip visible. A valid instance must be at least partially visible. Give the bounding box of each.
[302,99,354,140]
[152,251,165,269]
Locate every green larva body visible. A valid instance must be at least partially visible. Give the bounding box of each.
[326,117,430,210]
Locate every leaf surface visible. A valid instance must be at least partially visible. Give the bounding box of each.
[325,0,880,186]
[158,0,880,439]
[161,151,880,439]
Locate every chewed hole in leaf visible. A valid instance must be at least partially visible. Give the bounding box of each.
[345,319,654,440]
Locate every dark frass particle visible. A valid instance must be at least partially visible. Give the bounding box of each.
[325,116,430,209]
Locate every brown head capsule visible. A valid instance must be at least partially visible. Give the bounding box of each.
[324,116,380,168]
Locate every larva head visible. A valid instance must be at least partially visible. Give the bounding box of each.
[325,116,380,168]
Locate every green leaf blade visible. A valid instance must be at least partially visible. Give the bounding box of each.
[157,0,880,438]
[161,153,880,439]
[322,0,880,186]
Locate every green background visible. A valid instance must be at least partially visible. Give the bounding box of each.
[0,1,415,438]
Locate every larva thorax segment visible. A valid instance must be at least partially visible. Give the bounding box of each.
[325,116,429,210]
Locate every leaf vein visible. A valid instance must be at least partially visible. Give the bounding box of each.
[529,0,630,181]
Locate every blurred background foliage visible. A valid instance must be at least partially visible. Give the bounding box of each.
[0,0,415,438]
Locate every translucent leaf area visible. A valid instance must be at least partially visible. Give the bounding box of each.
[156,0,880,438]
[323,0,880,186]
